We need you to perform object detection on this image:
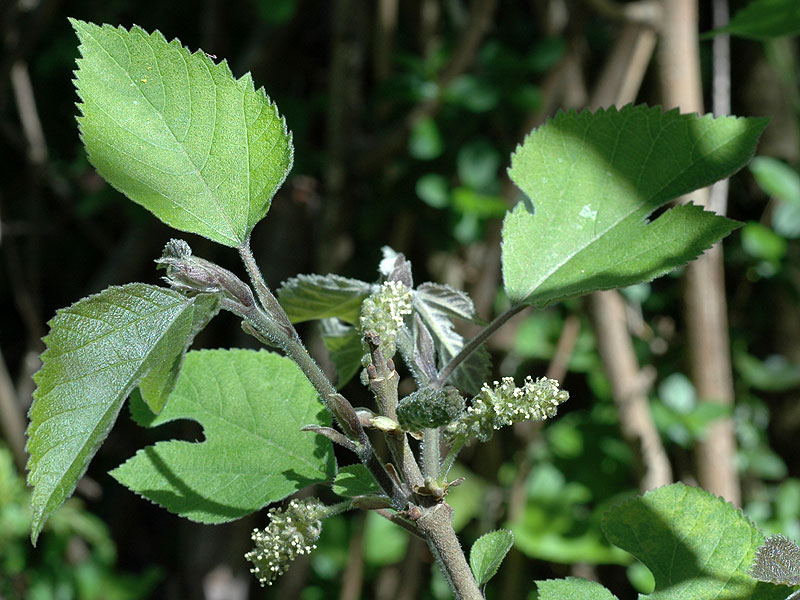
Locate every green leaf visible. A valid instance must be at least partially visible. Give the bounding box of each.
[469,529,514,586]
[409,116,443,160]
[602,482,791,600]
[535,577,619,600]
[416,173,450,209]
[27,283,208,544]
[750,157,800,238]
[332,464,383,498]
[413,283,489,394]
[319,318,364,388]
[742,222,787,262]
[277,274,374,324]
[705,0,800,40]
[110,349,335,523]
[138,293,220,414]
[502,106,766,308]
[72,20,293,247]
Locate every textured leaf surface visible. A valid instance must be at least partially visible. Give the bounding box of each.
[138,294,220,413]
[72,20,293,247]
[602,483,790,600]
[277,274,374,324]
[319,318,364,388]
[111,349,335,523]
[750,535,800,586]
[332,464,383,498]
[535,577,619,600]
[27,283,207,543]
[469,529,514,586]
[708,0,800,39]
[502,106,767,308]
[413,283,489,394]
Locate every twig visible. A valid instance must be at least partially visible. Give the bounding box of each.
[432,304,526,389]
[659,0,740,505]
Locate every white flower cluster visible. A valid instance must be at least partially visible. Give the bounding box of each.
[245,498,326,587]
[359,280,413,356]
[445,376,569,444]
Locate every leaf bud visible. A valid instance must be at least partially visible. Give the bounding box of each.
[396,386,464,431]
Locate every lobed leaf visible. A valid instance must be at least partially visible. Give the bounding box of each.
[602,482,791,600]
[277,274,374,324]
[110,349,335,523]
[469,529,514,586]
[26,283,212,544]
[502,105,767,308]
[72,19,293,247]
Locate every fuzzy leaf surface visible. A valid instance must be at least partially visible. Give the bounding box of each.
[110,349,335,523]
[277,274,374,324]
[602,482,790,599]
[502,106,767,308]
[319,318,364,388]
[332,464,383,498]
[535,578,619,600]
[27,283,208,543]
[413,283,489,394]
[470,529,514,586]
[72,19,293,247]
[137,293,220,413]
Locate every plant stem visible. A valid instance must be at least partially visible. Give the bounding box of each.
[432,304,526,388]
[416,503,482,599]
[422,427,440,482]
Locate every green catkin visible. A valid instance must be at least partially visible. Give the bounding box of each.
[359,280,413,357]
[245,498,326,586]
[396,386,464,431]
[444,376,569,445]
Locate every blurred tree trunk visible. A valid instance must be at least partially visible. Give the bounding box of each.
[658,0,740,506]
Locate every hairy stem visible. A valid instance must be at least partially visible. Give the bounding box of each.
[416,503,482,600]
[432,304,526,388]
[422,427,440,482]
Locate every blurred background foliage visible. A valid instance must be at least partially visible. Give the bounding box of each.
[1,0,799,598]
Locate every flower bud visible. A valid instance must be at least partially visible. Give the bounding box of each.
[156,239,254,307]
[396,386,464,431]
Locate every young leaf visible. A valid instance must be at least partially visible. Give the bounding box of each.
[413,283,489,394]
[602,482,791,600]
[332,464,383,498]
[535,577,619,600]
[750,535,800,586]
[72,19,293,248]
[469,529,514,586]
[319,318,364,388]
[27,283,211,544]
[277,274,374,324]
[502,105,767,308]
[110,349,335,523]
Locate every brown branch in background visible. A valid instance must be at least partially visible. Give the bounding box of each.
[339,513,365,600]
[585,11,672,491]
[374,0,398,82]
[0,350,27,472]
[658,0,740,506]
[584,0,662,26]
[709,0,731,215]
[356,0,499,174]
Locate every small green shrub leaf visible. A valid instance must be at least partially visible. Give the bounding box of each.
[278,274,374,324]
[706,0,800,40]
[602,482,791,599]
[332,464,383,498]
[502,105,767,308]
[319,318,364,388]
[27,283,210,544]
[72,19,293,247]
[469,529,514,586]
[750,534,800,586]
[110,349,335,523]
[413,283,489,394]
[535,577,619,600]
